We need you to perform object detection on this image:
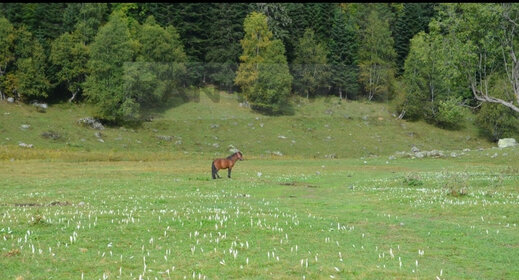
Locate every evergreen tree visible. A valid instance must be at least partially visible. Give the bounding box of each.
[328,7,359,99]
[34,3,68,43]
[393,3,437,75]
[74,3,109,45]
[205,3,249,91]
[176,3,212,62]
[0,3,24,25]
[253,3,292,44]
[163,3,213,86]
[235,12,292,114]
[285,3,335,63]
[62,3,82,33]
[138,3,173,27]
[292,28,329,98]
[310,3,335,45]
[285,3,310,63]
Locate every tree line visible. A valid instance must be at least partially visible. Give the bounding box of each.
[0,3,517,140]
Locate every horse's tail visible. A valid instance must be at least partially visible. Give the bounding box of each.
[211,160,217,179]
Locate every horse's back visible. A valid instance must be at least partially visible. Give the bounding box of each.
[213,158,229,169]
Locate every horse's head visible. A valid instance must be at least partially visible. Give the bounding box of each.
[237,151,244,161]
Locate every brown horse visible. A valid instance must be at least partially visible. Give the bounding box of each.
[212,151,243,179]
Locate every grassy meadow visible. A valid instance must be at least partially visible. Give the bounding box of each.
[1,90,518,279]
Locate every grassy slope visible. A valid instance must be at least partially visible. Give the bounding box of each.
[0,88,493,161]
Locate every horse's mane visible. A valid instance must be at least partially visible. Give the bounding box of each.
[226,151,241,159]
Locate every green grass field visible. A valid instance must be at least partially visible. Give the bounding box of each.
[1,90,518,279]
[1,151,518,279]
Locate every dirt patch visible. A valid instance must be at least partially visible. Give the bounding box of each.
[14,203,41,207]
[48,201,70,206]
[5,249,20,257]
[13,201,70,207]
[279,182,319,188]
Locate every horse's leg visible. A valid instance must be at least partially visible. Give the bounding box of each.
[228,167,232,178]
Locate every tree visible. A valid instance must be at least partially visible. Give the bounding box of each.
[467,4,519,113]
[398,25,466,127]
[393,3,437,75]
[156,3,212,86]
[11,26,50,101]
[285,3,335,63]
[234,12,292,114]
[358,8,397,101]
[398,32,436,121]
[309,3,335,45]
[292,28,329,98]
[328,7,359,99]
[475,73,519,140]
[253,3,291,44]
[123,16,187,107]
[250,39,292,114]
[50,31,89,102]
[437,3,519,113]
[0,17,15,100]
[74,3,109,45]
[83,11,136,122]
[205,3,249,91]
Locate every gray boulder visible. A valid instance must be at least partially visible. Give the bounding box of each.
[7,97,14,103]
[498,138,517,148]
[33,102,48,112]
[156,135,172,142]
[18,142,33,148]
[228,144,239,153]
[78,117,105,130]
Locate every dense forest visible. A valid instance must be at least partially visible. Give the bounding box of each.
[0,3,518,140]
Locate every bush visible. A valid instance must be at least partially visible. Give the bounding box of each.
[403,174,423,186]
[436,97,465,129]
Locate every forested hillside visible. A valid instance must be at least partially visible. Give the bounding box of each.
[0,3,518,141]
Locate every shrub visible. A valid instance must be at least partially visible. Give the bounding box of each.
[436,97,465,129]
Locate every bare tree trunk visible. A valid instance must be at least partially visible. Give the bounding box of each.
[68,89,79,103]
[397,109,406,120]
[471,82,519,112]
[468,53,519,113]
